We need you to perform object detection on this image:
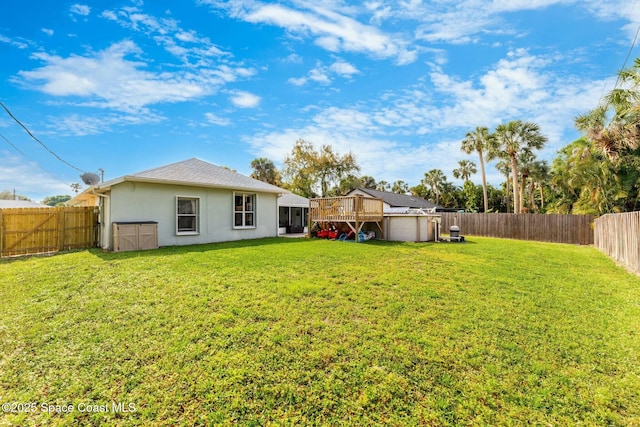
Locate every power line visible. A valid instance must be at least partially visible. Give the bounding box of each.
[613,0,640,90]
[0,101,84,173]
[0,132,66,179]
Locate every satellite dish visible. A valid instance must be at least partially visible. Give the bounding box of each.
[81,172,101,186]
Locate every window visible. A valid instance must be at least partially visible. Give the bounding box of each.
[234,193,256,228]
[176,197,199,234]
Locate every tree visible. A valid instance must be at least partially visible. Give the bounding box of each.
[41,195,72,206]
[0,190,30,201]
[452,160,477,182]
[526,160,549,212]
[282,139,359,197]
[70,183,82,194]
[461,126,493,212]
[317,144,360,197]
[548,138,639,214]
[462,180,481,212]
[490,120,547,213]
[495,160,511,213]
[422,169,446,205]
[391,180,409,194]
[282,139,316,197]
[250,157,282,186]
[360,176,377,189]
[333,174,362,196]
[376,181,390,191]
[575,58,640,159]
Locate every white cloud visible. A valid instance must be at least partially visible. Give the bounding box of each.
[0,34,30,49]
[70,4,91,16]
[0,152,74,202]
[15,40,256,118]
[288,59,359,86]
[284,53,303,63]
[41,28,54,36]
[204,112,231,126]
[101,6,229,65]
[46,112,164,136]
[205,0,416,64]
[330,60,359,76]
[229,91,261,108]
[245,49,604,187]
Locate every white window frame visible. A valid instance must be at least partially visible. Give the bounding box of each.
[233,192,256,229]
[176,196,200,235]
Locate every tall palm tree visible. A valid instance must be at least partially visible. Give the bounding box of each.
[526,160,549,212]
[495,160,511,213]
[575,58,640,159]
[491,120,547,213]
[461,126,493,212]
[422,169,446,205]
[452,160,477,182]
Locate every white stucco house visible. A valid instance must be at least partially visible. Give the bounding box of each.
[70,158,291,251]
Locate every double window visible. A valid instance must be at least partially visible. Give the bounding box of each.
[176,197,199,234]
[234,193,256,228]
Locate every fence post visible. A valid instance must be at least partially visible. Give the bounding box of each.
[57,207,65,251]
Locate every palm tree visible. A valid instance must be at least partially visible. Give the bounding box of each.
[376,181,390,191]
[461,126,493,212]
[251,157,282,186]
[523,160,549,212]
[391,180,409,194]
[491,120,547,213]
[495,160,511,213]
[452,160,477,182]
[575,58,640,159]
[422,169,446,205]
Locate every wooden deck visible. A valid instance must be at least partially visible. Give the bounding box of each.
[309,195,383,240]
[310,195,383,222]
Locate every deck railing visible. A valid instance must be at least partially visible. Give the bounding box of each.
[309,196,383,223]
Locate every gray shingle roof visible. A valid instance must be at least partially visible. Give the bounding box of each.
[354,187,442,210]
[278,192,309,207]
[99,158,285,194]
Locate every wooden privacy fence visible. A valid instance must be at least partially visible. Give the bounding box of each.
[594,212,640,275]
[439,213,595,245]
[0,206,99,257]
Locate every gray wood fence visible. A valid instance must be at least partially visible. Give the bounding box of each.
[439,213,594,245]
[594,212,640,275]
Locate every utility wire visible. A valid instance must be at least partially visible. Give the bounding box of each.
[613,0,640,91]
[0,132,66,179]
[0,101,84,173]
[613,23,640,90]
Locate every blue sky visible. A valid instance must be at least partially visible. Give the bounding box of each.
[1,0,639,201]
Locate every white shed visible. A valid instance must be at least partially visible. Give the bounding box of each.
[383,208,441,242]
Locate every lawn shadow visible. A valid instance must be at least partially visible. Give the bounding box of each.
[88,236,318,261]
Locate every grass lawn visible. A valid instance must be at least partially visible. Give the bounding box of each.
[1,237,639,426]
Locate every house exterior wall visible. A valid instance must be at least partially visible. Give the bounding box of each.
[105,181,278,249]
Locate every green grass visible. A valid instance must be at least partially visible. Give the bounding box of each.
[1,237,639,426]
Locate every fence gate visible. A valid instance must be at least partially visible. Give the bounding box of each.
[0,206,99,257]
